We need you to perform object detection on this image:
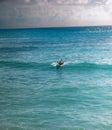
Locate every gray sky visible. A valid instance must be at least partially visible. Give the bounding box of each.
[0,0,112,28]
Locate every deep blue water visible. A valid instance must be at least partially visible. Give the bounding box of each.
[1,26,112,130]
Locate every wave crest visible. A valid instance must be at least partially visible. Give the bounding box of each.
[52,61,112,70]
[0,60,112,71]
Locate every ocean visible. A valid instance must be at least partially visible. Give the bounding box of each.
[0,26,112,130]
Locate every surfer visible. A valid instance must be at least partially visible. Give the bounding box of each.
[57,59,64,65]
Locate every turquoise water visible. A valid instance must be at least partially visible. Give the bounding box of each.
[1,26,112,130]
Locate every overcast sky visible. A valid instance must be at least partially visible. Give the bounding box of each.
[0,0,112,28]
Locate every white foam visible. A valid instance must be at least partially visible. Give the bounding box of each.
[51,62,58,67]
[51,61,70,67]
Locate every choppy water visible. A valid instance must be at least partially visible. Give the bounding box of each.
[1,26,112,130]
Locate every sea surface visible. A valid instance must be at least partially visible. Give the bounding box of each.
[0,26,112,130]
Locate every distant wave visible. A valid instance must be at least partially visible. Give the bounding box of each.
[0,46,38,52]
[0,61,48,69]
[1,60,112,71]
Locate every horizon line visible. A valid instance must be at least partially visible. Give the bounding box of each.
[0,25,112,30]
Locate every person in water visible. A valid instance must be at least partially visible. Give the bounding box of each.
[58,59,64,65]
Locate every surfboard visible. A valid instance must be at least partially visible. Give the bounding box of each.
[51,62,64,69]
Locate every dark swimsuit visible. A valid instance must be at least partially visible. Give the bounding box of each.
[58,61,64,65]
